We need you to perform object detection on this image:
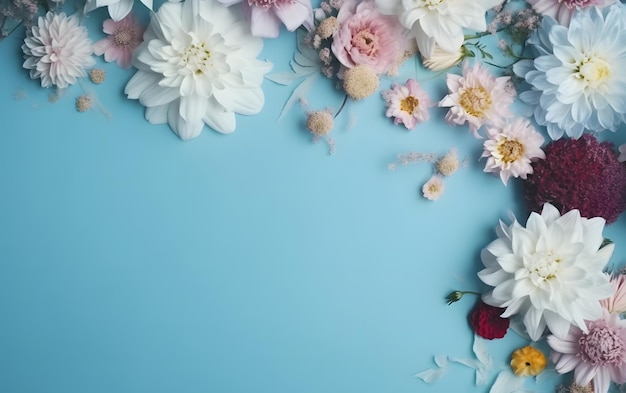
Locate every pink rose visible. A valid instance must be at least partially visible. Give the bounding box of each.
[331,0,405,74]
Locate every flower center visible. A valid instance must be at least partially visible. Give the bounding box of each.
[527,250,561,282]
[400,96,419,114]
[352,30,378,56]
[576,56,611,88]
[424,0,444,10]
[113,27,136,48]
[459,87,491,118]
[579,322,625,366]
[248,0,277,9]
[181,42,211,75]
[561,0,595,9]
[496,138,524,163]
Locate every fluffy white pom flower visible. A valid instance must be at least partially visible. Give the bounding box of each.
[124,0,272,141]
[375,0,503,58]
[84,0,153,22]
[22,12,95,89]
[478,203,614,341]
[513,5,626,140]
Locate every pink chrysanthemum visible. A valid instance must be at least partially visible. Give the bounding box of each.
[331,0,405,74]
[526,0,617,26]
[481,118,545,186]
[382,78,433,130]
[523,134,626,224]
[22,12,95,88]
[217,0,313,38]
[547,312,626,393]
[439,61,515,138]
[601,274,626,314]
[93,14,144,69]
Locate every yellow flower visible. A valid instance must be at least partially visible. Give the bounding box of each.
[510,346,547,376]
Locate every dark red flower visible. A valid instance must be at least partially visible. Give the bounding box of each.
[523,134,626,224]
[469,299,509,340]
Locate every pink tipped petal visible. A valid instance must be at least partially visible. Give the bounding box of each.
[249,6,281,38]
[274,1,310,31]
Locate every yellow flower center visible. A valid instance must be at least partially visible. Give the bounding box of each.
[510,346,547,376]
[576,56,611,88]
[182,42,211,75]
[496,138,524,163]
[400,96,419,114]
[424,0,444,9]
[459,86,491,118]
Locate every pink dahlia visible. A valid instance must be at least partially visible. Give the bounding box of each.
[382,78,432,130]
[217,0,314,38]
[93,14,144,68]
[439,61,515,138]
[601,274,626,315]
[526,0,618,26]
[547,312,626,393]
[331,0,405,74]
[523,134,626,224]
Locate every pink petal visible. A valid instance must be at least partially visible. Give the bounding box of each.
[102,19,118,34]
[93,38,114,56]
[274,0,311,31]
[249,5,281,38]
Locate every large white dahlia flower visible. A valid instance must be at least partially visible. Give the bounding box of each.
[478,203,614,341]
[22,12,95,89]
[125,0,272,141]
[513,4,626,140]
[374,0,503,58]
[84,0,153,22]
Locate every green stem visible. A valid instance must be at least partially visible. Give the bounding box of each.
[334,94,348,119]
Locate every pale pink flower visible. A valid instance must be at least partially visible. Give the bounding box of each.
[547,312,626,393]
[382,78,432,130]
[439,61,515,138]
[93,14,144,68]
[22,12,95,89]
[481,118,545,185]
[601,274,626,314]
[422,175,444,201]
[218,0,314,38]
[331,0,405,74]
[527,0,618,26]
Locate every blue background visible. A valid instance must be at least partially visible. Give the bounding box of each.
[1,4,625,392]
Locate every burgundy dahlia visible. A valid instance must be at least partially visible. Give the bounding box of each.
[469,299,509,340]
[523,134,626,224]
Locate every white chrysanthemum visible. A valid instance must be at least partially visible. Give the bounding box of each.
[22,12,95,89]
[439,61,515,138]
[513,5,626,140]
[478,204,615,341]
[375,0,503,58]
[125,0,272,141]
[84,0,152,22]
[481,118,545,185]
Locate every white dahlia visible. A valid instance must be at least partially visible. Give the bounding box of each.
[22,12,95,89]
[513,4,626,140]
[375,0,503,58]
[84,0,153,22]
[478,203,614,341]
[125,0,272,141]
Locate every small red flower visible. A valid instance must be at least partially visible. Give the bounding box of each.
[469,299,509,339]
